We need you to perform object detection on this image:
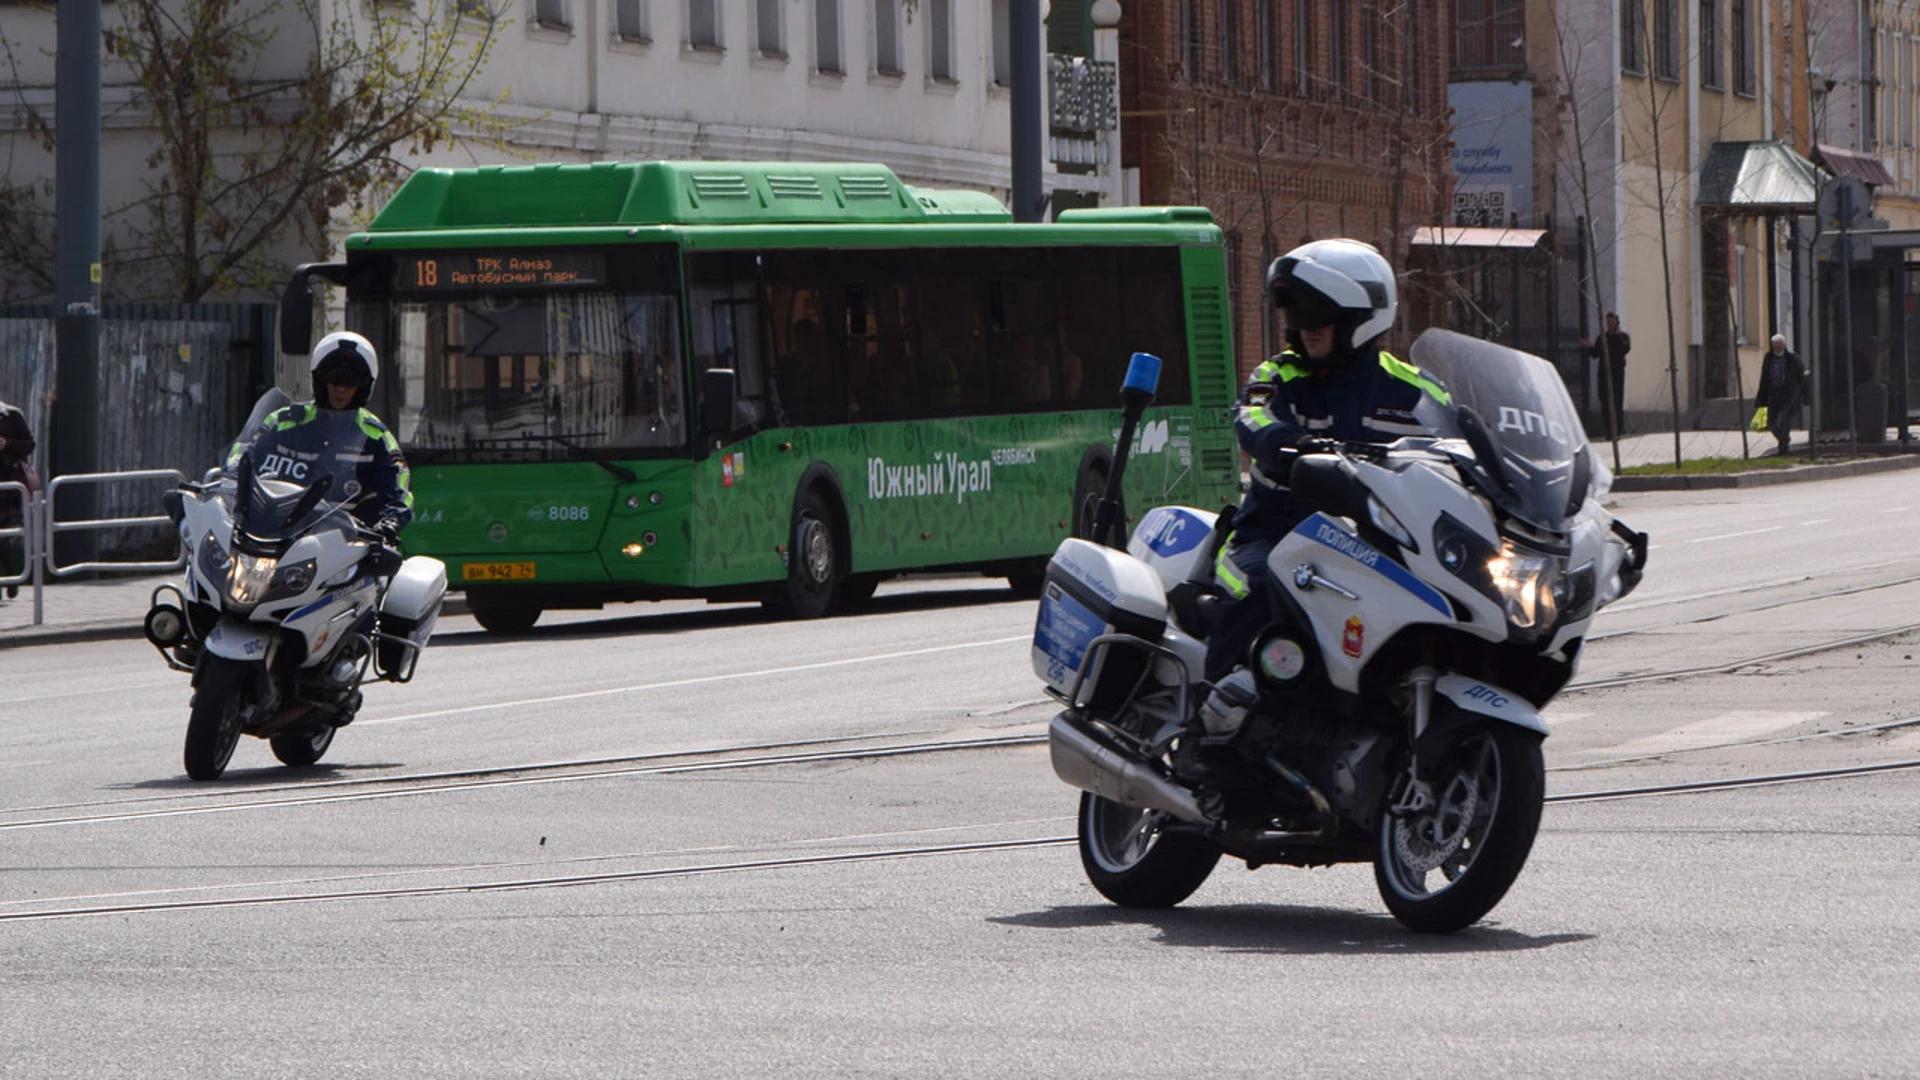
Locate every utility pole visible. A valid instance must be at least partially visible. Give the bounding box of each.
[53,0,102,566]
[1011,0,1044,222]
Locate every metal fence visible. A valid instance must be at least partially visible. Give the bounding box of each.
[0,304,274,556]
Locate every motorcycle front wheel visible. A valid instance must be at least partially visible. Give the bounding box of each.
[1077,791,1220,908]
[184,655,249,781]
[1373,724,1545,933]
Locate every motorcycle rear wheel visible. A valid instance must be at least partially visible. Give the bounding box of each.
[1077,791,1220,908]
[270,727,335,768]
[184,656,248,781]
[1373,724,1545,933]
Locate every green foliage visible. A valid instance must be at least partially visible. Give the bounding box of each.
[2,0,512,303]
[1618,454,1820,476]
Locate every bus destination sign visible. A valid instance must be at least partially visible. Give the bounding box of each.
[396,251,606,292]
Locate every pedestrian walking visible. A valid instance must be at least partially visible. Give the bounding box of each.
[1752,333,1805,456]
[0,396,38,599]
[1581,312,1631,439]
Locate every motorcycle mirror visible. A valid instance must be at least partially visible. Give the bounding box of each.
[286,473,335,525]
[698,367,738,439]
[1288,454,1367,521]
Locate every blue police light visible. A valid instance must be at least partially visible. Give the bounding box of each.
[1124,352,1162,396]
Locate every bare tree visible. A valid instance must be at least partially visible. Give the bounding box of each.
[0,0,512,304]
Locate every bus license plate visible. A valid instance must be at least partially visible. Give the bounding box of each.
[462,561,536,582]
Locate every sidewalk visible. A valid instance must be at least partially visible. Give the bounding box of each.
[0,571,471,650]
[2,431,1913,651]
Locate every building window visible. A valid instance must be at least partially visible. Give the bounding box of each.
[1293,0,1311,96]
[1621,0,1645,74]
[1403,0,1418,109]
[533,0,569,29]
[756,0,783,55]
[1452,0,1524,72]
[1363,2,1380,103]
[1257,0,1277,90]
[1867,27,1881,147]
[1329,0,1347,99]
[872,0,901,73]
[1699,0,1720,89]
[928,0,954,81]
[1653,0,1679,80]
[817,0,842,73]
[1902,34,1911,149]
[992,0,1011,84]
[1730,0,1752,94]
[1179,0,1200,80]
[615,0,650,41]
[688,0,720,48]
[1221,0,1240,84]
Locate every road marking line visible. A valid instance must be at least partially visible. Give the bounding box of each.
[361,635,1030,725]
[1687,526,1785,544]
[1606,711,1824,755]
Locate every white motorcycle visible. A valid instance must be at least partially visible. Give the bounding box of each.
[144,392,447,781]
[1033,330,1648,932]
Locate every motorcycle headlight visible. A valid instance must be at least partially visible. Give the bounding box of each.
[226,551,279,607]
[1486,540,1561,631]
[266,558,316,600]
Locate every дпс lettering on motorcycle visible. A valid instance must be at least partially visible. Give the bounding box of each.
[143,390,447,781]
[1031,330,1649,933]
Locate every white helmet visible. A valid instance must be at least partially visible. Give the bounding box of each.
[1266,238,1398,354]
[310,330,378,409]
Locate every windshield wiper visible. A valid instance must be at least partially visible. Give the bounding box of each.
[504,432,638,484]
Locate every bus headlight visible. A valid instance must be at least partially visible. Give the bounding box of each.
[1486,541,1560,631]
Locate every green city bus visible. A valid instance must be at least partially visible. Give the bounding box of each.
[279,160,1242,633]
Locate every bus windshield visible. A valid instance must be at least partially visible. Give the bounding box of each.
[369,249,686,463]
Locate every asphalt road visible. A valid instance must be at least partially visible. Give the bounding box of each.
[3,471,1918,1077]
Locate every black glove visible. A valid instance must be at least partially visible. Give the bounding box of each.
[1295,436,1341,456]
[375,519,403,546]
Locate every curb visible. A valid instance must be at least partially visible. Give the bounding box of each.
[0,595,470,650]
[1610,452,1920,491]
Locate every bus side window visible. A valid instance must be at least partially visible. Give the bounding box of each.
[842,277,917,423]
[913,251,990,416]
[988,274,1059,412]
[686,251,775,438]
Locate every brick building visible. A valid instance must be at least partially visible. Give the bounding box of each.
[1120,0,1454,375]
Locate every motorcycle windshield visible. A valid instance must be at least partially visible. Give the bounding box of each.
[230,389,294,460]
[1408,328,1593,533]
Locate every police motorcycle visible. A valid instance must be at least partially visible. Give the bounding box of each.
[144,390,447,781]
[1032,330,1649,932]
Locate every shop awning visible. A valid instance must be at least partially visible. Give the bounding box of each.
[1409,226,1549,249]
[1815,143,1896,187]
[1696,140,1827,212]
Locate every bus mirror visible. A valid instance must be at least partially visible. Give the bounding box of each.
[279,261,349,356]
[699,368,738,437]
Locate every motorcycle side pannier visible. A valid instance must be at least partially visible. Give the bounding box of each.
[378,555,447,678]
[1031,539,1169,717]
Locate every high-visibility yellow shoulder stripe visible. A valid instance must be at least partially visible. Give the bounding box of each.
[1378,351,1450,404]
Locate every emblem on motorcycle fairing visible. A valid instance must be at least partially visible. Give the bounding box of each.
[343,480,362,499]
[1342,616,1365,658]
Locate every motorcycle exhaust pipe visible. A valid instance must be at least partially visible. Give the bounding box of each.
[1049,712,1212,826]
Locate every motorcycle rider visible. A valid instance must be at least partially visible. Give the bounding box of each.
[228,330,413,544]
[1182,240,1448,770]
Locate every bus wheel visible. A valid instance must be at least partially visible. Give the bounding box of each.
[840,573,882,609]
[775,489,840,619]
[1006,560,1047,598]
[467,590,542,635]
[1072,465,1112,541]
